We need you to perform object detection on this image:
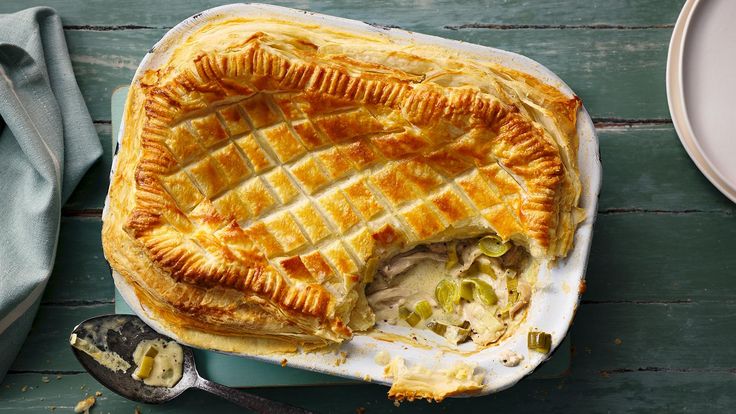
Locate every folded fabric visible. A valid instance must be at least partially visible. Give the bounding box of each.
[0,7,102,382]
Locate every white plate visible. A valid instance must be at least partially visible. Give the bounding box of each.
[668,0,736,203]
[106,3,601,396]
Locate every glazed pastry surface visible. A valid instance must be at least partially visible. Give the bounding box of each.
[102,16,583,360]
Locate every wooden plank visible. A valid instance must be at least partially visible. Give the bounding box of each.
[63,124,111,211]
[15,300,736,375]
[0,1,685,27]
[598,126,736,213]
[442,28,672,120]
[65,29,153,122]
[572,302,736,372]
[64,28,672,121]
[1,370,734,413]
[9,304,113,373]
[41,218,112,304]
[243,370,736,413]
[587,212,736,303]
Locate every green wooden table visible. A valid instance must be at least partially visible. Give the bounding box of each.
[3,1,736,412]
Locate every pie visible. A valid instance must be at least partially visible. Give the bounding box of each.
[102,13,584,398]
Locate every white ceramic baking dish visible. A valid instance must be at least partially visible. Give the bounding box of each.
[105,3,601,396]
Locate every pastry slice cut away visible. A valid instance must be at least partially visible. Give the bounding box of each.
[102,18,584,355]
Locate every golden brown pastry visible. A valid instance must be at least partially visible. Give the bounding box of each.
[102,16,582,360]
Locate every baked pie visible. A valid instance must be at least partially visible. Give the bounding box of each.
[102,14,584,397]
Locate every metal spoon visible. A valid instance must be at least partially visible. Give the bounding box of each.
[70,314,312,413]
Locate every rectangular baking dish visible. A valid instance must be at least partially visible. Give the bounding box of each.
[105,3,601,396]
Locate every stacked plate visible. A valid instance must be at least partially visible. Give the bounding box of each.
[668,0,736,203]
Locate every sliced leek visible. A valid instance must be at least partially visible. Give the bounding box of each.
[435,279,459,313]
[463,278,498,306]
[405,311,421,327]
[445,325,471,344]
[134,355,155,380]
[143,345,159,358]
[528,331,552,353]
[507,276,519,292]
[427,321,447,336]
[477,257,496,279]
[426,321,470,344]
[414,300,433,319]
[461,261,480,278]
[459,280,474,302]
[399,305,421,327]
[479,235,510,257]
[446,241,458,270]
[398,305,411,320]
[498,288,520,319]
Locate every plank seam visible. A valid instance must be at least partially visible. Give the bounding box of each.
[64,24,171,31]
[40,300,114,306]
[598,208,734,216]
[6,370,86,375]
[445,23,675,30]
[36,303,112,309]
[593,118,672,128]
[581,299,693,305]
[60,209,104,217]
[599,367,736,376]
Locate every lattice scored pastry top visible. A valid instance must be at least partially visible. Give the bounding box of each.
[102,17,583,353]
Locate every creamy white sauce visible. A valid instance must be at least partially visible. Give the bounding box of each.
[131,338,183,387]
[368,257,514,330]
[462,302,505,345]
[368,260,448,325]
[69,333,131,373]
[500,349,523,367]
[366,240,536,348]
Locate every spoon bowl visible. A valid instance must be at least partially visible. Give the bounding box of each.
[70,314,311,413]
[70,314,194,404]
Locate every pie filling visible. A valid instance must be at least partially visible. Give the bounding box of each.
[366,235,535,347]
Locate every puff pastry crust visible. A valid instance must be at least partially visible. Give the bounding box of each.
[102,16,583,354]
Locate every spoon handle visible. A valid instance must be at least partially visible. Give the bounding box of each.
[194,376,313,413]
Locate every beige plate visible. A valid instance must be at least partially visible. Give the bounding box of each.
[668,0,736,203]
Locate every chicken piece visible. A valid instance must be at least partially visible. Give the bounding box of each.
[380,251,445,279]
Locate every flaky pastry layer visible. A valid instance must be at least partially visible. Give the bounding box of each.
[102,16,583,360]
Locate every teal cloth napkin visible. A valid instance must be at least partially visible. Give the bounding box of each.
[0,7,101,382]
